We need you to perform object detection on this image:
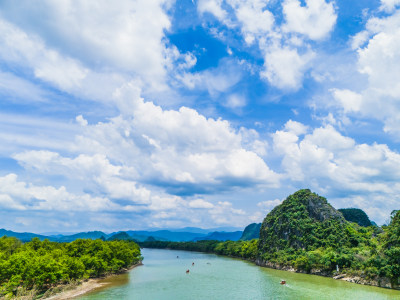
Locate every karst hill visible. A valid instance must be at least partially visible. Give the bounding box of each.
[258,189,348,256]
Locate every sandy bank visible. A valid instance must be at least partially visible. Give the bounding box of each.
[44,262,142,299]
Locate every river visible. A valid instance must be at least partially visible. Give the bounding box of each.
[78,248,400,299]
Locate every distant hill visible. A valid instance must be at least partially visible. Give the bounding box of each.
[0,228,243,243]
[125,230,206,242]
[338,208,373,227]
[240,223,261,240]
[0,229,49,242]
[192,231,243,241]
[107,231,134,241]
[55,231,107,242]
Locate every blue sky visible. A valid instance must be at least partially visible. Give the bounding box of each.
[0,0,400,233]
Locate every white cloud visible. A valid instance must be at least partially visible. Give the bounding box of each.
[273,121,400,223]
[257,198,283,211]
[196,0,337,91]
[0,18,88,90]
[198,0,228,21]
[76,115,88,127]
[284,120,309,135]
[283,0,337,40]
[331,89,363,113]
[229,0,275,44]
[261,45,315,90]
[225,94,247,109]
[188,199,214,209]
[380,0,400,12]
[13,84,280,197]
[0,0,174,84]
[177,58,243,96]
[331,11,400,136]
[0,173,116,212]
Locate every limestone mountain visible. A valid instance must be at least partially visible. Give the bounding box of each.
[258,189,348,256]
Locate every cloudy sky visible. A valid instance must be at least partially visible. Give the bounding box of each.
[0,0,399,233]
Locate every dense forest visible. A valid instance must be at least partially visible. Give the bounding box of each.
[142,190,400,289]
[0,237,141,298]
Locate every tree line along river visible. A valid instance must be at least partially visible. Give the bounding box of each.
[78,248,400,300]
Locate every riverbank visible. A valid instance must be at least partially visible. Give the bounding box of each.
[43,262,142,300]
[255,259,395,290]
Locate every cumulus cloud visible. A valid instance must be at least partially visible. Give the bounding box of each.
[229,0,275,44]
[0,173,116,212]
[331,10,400,137]
[261,45,315,90]
[273,121,400,223]
[282,0,337,40]
[69,84,280,195]
[0,0,174,83]
[331,89,363,113]
[380,0,400,12]
[198,0,228,21]
[196,0,337,90]
[10,83,280,228]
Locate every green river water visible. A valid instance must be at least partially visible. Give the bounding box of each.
[78,248,400,299]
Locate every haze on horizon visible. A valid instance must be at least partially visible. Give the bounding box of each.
[0,0,399,233]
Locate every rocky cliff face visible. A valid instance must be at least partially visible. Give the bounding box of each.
[258,189,347,255]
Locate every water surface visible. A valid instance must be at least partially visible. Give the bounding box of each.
[79,248,400,299]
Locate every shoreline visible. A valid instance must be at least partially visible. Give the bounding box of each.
[43,262,142,300]
[255,259,396,290]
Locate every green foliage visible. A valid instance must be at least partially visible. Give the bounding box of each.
[339,208,373,227]
[254,189,400,286]
[240,223,261,241]
[140,239,259,260]
[0,236,141,297]
[259,189,347,254]
[382,210,400,285]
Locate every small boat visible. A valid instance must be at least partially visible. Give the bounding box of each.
[177,256,179,258]
[192,262,195,266]
[280,280,286,285]
[186,269,190,274]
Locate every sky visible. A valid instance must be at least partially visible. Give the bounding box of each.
[0,0,400,233]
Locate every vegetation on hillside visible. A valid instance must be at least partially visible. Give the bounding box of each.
[240,223,261,241]
[0,237,141,298]
[338,208,373,227]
